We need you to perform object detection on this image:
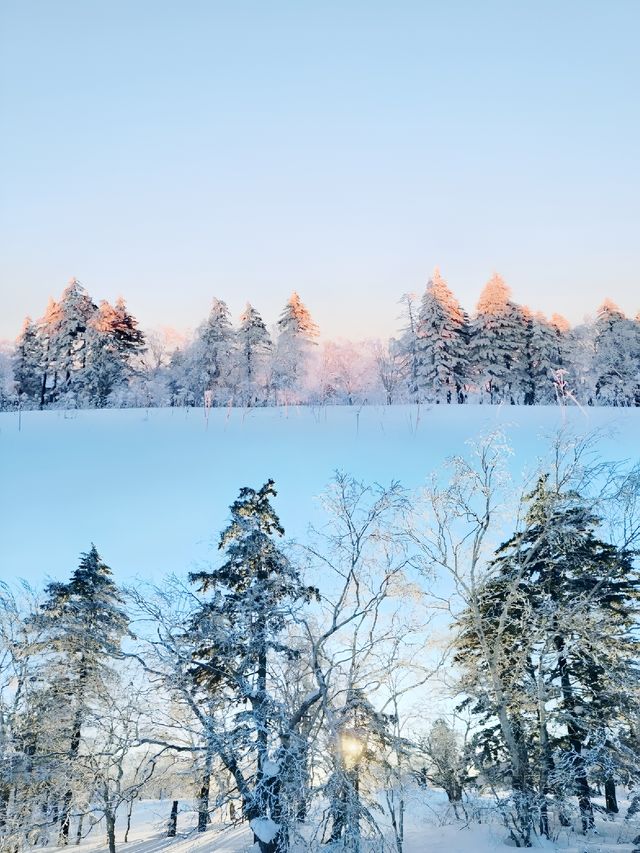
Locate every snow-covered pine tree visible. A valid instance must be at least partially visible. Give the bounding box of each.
[13,317,44,405]
[455,476,640,837]
[35,546,128,845]
[593,299,640,406]
[271,293,319,404]
[237,303,272,406]
[415,269,468,404]
[101,296,146,359]
[468,274,530,404]
[188,298,236,405]
[525,312,565,405]
[188,480,317,853]
[44,279,98,405]
[83,299,146,407]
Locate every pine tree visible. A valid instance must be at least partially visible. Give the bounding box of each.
[45,279,98,403]
[415,269,468,403]
[83,299,146,407]
[271,293,319,403]
[525,313,565,405]
[455,477,640,837]
[100,297,145,359]
[189,298,236,405]
[36,546,128,844]
[593,300,640,406]
[188,480,317,853]
[468,274,530,404]
[237,303,272,406]
[13,318,44,404]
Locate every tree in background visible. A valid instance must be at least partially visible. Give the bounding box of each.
[468,275,530,404]
[236,303,272,406]
[13,318,44,404]
[187,298,236,405]
[271,293,319,404]
[593,300,640,406]
[415,269,469,404]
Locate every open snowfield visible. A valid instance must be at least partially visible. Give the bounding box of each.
[1,403,639,585]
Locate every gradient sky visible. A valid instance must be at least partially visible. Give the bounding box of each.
[1,0,638,341]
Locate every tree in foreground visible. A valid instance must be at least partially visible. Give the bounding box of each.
[188,480,318,853]
[36,546,129,845]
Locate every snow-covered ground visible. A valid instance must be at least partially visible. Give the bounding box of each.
[46,793,640,853]
[1,404,639,585]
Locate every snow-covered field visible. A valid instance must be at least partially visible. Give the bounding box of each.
[45,793,640,853]
[1,403,638,585]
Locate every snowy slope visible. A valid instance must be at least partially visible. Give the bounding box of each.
[1,404,638,585]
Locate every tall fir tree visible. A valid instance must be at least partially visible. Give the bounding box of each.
[189,298,236,404]
[36,546,128,844]
[592,299,640,406]
[188,480,317,853]
[237,303,272,406]
[46,279,98,403]
[468,274,530,403]
[415,269,468,403]
[524,312,565,405]
[272,293,319,403]
[455,477,640,837]
[83,299,146,407]
[13,318,44,404]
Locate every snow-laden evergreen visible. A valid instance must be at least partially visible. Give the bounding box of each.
[236,303,272,406]
[4,273,640,410]
[271,292,319,404]
[468,274,531,404]
[415,269,468,403]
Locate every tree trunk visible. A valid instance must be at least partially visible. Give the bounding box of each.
[605,777,619,814]
[167,800,178,838]
[105,810,116,853]
[556,643,593,832]
[124,798,135,842]
[75,812,84,845]
[60,660,87,846]
[197,761,212,832]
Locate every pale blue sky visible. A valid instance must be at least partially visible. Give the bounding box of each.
[1,0,638,341]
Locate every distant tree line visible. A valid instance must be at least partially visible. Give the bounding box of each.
[3,271,640,410]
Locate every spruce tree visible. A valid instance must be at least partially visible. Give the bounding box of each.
[272,293,319,403]
[189,298,236,404]
[237,303,272,406]
[593,300,640,406]
[46,279,98,403]
[13,318,44,405]
[36,546,128,844]
[188,480,317,853]
[524,313,564,405]
[468,274,530,404]
[455,477,640,837]
[415,269,468,403]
